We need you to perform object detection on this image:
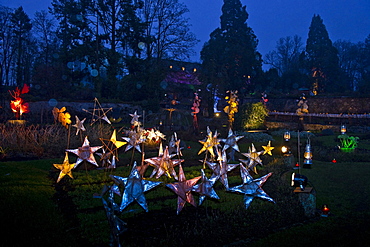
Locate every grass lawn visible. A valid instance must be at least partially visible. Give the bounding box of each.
[1,131,370,246]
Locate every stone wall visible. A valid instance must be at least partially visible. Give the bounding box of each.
[263,97,370,114]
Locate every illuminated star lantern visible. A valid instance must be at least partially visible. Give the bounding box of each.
[142,142,163,177]
[198,126,221,159]
[110,162,162,212]
[100,129,127,160]
[192,169,220,205]
[219,128,244,153]
[168,132,182,156]
[96,149,113,167]
[144,146,183,180]
[240,143,263,174]
[82,98,112,125]
[53,152,76,183]
[146,128,166,143]
[205,149,239,190]
[262,141,275,156]
[122,130,143,153]
[166,165,201,214]
[101,198,127,246]
[66,136,102,168]
[129,111,141,127]
[72,115,86,135]
[228,165,275,209]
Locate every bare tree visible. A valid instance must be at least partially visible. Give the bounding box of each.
[140,0,198,61]
[264,35,303,76]
[0,5,16,86]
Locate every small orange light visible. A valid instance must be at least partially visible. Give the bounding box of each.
[321,204,330,217]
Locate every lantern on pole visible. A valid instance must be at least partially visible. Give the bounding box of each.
[281,131,291,155]
[284,131,291,141]
[303,139,312,168]
[340,125,346,135]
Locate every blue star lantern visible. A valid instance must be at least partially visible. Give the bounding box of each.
[228,165,275,209]
[110,162,162,212]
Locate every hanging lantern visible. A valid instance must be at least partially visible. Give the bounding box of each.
[284,131,291,141]
[303,141,313,168]
[340,125,346,134]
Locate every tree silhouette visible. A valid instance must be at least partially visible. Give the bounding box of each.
[304,14,343,94]
[201,0,262,97]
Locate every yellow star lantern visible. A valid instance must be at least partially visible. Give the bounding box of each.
[100,129,127,160]
[53,152,76,183]
[262,141,275,156]
[198,127,220,158]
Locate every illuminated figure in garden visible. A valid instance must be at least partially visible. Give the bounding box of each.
[224,90,239,129]
[9,84,30,120]
[191,92,201,134]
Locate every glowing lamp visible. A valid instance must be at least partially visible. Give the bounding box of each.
[341,125,346,134]
[284,131,291,141]
[281,144,291,156]
[291,173,308,191]
[332,158,337,163]
[214,112,220,117]
[321,204,330,217]
[303,143,313,168]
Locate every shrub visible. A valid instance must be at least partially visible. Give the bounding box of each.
[239,102,268,130]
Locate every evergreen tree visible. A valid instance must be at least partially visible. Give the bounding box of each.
[201,0,262,98]
[357,34,370,93]
[304,14,344,94]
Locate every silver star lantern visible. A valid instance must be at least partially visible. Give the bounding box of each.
[219,128,244,152]
[168,132,182,156]
[192,169,220,205]
[102,198,127,247]
[228,165,275,209]
[129,111,141,127]
[53,152,76,183]
[66,136,102,168]
[72,115,86,135]
[144,146,183,180]
[110,162,162,212]
[122,130,143,153]
[240,143,264,174]
[166,165,201,214]
[96,149,112,167]
[205,149,239,190]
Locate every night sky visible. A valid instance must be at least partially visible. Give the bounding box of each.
[2,0,370,64]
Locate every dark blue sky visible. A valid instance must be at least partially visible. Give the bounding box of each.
[3,0,370,63]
